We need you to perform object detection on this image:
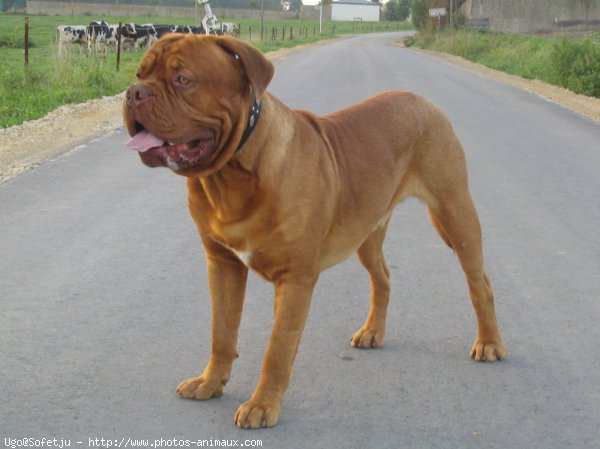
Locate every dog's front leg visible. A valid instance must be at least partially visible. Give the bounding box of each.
[177,247,248,400]
[235,275,317,429]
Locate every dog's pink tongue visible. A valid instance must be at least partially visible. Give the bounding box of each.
[126,130,164,153]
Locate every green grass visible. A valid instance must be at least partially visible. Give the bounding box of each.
[0,13,412,128]
[408,29,600,98]
[0,14,144,127]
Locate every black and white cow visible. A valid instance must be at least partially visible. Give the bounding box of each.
[148,24,204,41]
[202,19,239,37]
[219,22,240,38]
[119,23,158,51]
[56,21,212,55]
[86,21,119,53]
[150,24,176,39]
[185,25,204,34]
[56,25,87,53]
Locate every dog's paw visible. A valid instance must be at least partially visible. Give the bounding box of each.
[470,339,507,362]
[235,398,281,429]
[350,326,385,349]
[176,375,224,400]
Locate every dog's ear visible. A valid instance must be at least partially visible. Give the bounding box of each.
[216,36,274,99]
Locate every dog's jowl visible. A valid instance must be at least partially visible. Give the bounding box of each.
[123,34,506,429]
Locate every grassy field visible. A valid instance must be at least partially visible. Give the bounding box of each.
[407,29,600,99]
[0,13,412,128]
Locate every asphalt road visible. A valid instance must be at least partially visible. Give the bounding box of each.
[2,32,600,449]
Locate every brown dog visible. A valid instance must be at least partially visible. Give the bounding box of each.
[123,34,506,429]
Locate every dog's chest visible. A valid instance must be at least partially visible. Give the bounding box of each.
[189,194,263,272]
[209,230,283,281]
[187,174,286,281]
[214,238,253,267]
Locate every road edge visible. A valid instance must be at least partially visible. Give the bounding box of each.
[396,39,600,125]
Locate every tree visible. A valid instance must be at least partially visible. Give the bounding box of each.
[383,0,411,21]
[411,0,430,30]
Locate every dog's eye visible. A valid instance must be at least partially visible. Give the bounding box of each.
[177,75,190,85]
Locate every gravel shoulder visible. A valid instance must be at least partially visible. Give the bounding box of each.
[1,37,599,185]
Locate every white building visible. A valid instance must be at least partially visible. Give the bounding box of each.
[331,0,380,22]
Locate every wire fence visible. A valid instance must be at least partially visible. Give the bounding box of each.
[7,15,410,71]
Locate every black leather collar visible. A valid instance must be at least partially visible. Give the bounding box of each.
[235,91,261,154]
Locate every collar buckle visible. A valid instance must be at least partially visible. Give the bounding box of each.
[235,91,261,154]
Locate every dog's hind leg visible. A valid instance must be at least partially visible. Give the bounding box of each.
[428,207,453,249]
[427,192,507,362]
[351,215,392,349]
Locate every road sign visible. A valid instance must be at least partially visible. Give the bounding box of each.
[429,7,447,17]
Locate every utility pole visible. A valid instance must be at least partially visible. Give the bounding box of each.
[319,2,323,35]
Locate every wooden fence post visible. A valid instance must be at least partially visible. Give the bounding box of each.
[24,16,30,68]
[116,22,122,72]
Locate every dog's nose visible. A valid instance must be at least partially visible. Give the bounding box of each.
[126,84,152,107]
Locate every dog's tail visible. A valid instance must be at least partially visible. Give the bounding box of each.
[428,207,454,250]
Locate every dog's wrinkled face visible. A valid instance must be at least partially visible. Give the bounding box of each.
[123,34,274,177]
